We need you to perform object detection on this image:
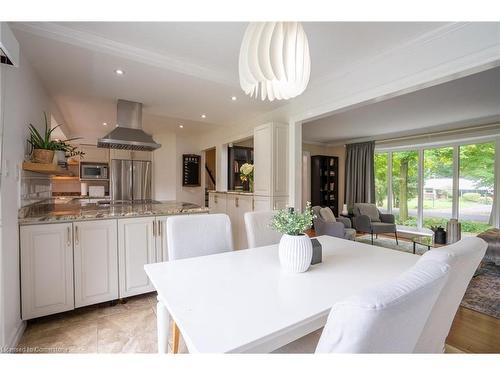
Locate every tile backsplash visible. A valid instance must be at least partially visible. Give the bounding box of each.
[21,171,51,207]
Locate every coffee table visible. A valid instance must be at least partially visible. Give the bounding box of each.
[411,235,445,254]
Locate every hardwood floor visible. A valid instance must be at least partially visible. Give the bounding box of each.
[447,307,500,353]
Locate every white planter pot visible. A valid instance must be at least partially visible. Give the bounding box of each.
[278,234,313,273]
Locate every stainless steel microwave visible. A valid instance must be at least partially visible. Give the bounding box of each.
[80,163,109,180]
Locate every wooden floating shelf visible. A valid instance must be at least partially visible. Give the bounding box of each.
[22,162,74,176]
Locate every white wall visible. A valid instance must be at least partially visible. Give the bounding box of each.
[153,131,205,206]
[0,49,58,347]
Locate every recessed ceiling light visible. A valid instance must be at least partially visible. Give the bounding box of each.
[102,122,108,126]
[114,69,124,75]
[179,124,184,128]
[201,114,206,119]
[231,96,237,101]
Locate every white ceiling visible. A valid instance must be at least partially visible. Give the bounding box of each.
[303,66,500,144]
[10,22,449,140]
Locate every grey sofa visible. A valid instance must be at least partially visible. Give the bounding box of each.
[312,206,356,241]
[351,203,398,245]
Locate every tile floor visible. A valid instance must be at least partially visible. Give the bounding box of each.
[16,293,177,353]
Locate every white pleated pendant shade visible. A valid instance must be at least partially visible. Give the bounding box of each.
[239,22,311,101]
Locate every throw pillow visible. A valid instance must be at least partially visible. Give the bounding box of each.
[356,203,381,222]
[319,207,336,222]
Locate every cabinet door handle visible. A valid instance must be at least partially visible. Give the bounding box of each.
[235,197,239,208]
[214,195,218,204]
[75,225,79,244]
[67,226,71,246]
[158,220,161,237]
[153,220,156,237]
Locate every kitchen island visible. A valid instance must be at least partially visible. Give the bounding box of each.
[18,198,208,320]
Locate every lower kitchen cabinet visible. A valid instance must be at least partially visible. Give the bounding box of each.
[20,223,74,320]
[73,220,118,308]
[226,194,254,250]
[118,217,157,297]
[155,216,169,262]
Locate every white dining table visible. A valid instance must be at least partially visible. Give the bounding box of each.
[144,235,419,353]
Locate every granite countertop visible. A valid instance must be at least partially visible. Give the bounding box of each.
[207,190,254,196]
[19,198,209,225]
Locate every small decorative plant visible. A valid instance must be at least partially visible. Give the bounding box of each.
[271,202,315,236]
[28,112,84,162]
[239,163,254,192]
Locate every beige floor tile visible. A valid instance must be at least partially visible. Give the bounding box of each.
[96,304,157,353]
[18,320,98,353]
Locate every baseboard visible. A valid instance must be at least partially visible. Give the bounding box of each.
[5,320,26,351]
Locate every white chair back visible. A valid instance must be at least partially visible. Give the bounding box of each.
[414,236,487,353]
[315,259,449,353]
[244,211,282,248]
[166,214,233,260]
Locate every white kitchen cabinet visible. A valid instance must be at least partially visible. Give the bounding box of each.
[132,150,152,161]
[253,195,289,211]
[109,149,152,161]
[118,217,156,297]
[109,149,131,160]
[253,122,288,197]
[20,223,74,319]
[73,219,118,308]
[226,194,253,250]
[155,216,168,263]
[208,192,227,214]
[77,144,110,163]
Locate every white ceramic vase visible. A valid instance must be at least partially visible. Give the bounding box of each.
[278,234,313,273]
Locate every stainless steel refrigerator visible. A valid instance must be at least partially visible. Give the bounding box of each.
[110,159,152,201]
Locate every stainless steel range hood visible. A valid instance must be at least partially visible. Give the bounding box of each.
[97,100,161,151]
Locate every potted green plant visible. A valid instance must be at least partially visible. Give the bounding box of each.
[28,112,83,163]
[270,202,315,273]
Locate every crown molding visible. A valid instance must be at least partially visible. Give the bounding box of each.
[10,22,236,87]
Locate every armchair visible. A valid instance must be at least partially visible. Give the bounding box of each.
[312,206,356,241]
[351,203,398,245]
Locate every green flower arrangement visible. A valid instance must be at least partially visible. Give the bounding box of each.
[270,202,315,236]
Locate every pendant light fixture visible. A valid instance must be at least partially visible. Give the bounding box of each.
[239,22,311,101]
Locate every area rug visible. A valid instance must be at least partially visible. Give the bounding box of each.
[357,235,500,319]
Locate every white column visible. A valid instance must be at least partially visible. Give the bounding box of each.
[216,144,228,191]
[452,145,459,219]
[417,148,424,229]
[157,296,171,354]
[387,152,393,213]
[289,120,302,209]
[494,137,500,228]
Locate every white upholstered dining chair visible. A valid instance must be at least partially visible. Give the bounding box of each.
[244,211,282,248]
[167,213,233,260]
[165,213,233,353]
[414,236,487,353]
[314,259,449,353]
[274,258,449,353]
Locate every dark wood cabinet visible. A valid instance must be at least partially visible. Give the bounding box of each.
[311,155,339,216]
[228,146,254,191]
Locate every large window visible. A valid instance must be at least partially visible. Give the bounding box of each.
[459,142,495,234]
[423,147,453,228]
[375,139,498,235]
[392,151,418,226]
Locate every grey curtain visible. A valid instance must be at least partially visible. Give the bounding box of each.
[345,141,375,208]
